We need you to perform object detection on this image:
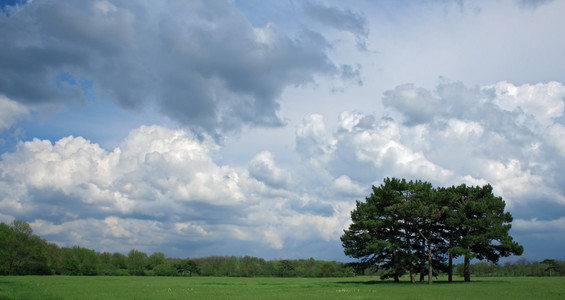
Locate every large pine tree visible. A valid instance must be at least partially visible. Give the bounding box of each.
[446,184,523,281]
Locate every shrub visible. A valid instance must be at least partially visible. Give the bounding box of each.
[154,263,178,276]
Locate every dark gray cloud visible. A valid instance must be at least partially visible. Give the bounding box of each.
[0,0,337,136]
[304,1,368,50]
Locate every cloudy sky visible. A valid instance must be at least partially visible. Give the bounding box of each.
[1,0,564,262]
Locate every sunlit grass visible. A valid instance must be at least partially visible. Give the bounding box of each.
[0,275,563,299]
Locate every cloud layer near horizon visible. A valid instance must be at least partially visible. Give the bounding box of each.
[2,80,564,259]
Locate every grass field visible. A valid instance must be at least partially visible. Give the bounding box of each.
[1,275,564,299]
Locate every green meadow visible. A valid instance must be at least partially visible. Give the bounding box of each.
[1,276,564,300]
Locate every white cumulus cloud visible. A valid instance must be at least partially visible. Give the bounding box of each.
[0,124,351,257]
[249,151,292,189]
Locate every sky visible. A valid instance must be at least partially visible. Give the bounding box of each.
[1,0,564,262]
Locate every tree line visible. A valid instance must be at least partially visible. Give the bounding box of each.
[454,259,564,277]
[0,220,351,277]
[341,178,524,283]
[0,218,561,279]
[359,258,564,278]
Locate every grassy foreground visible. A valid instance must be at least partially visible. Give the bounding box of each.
[0,276,564,300]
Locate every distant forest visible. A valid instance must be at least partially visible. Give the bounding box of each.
[1,220,563,278]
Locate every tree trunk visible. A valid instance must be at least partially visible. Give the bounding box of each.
[427,242,433,284]
[407,231,415,283]
[464,256,471,282]
[394,274,399,283]
[420,239,425,282]
[448,253,453,282]
[419,263,425,282]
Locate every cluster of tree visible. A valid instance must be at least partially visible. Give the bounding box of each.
[359,259,563,278]
[341,178,524,283]
[0,220,200,276]
[194,256,354,277]
[0,220,352,277]
[0,220,51,275]
[454,259,564,277]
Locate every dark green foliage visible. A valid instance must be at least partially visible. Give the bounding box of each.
[341,178,445,283]
[341,178,523,283]
[127,249,147,276]
[340,178,406,281]
[145,252,165,270]
[170,257,199,276]
[153,263,178,276]
[455,259,565,277]
[0,220,50,275]
[444,184,523,281]
[97,252,129,275]
[193,256,353,277]
[111,252,128,269]
[543,259,560,277]
[277,259,295,277]
[60,246,100,275]
[196,256,274,277]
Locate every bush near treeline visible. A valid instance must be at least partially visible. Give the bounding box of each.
[0,220,352,277]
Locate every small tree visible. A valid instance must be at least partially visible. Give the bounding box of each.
[174,258,199,277]
[277,260,295,277]
[154,263,179,276]
[127,249,147,276]
[111,252,128,270]
[542,259,559,277]
[146,252,166,270]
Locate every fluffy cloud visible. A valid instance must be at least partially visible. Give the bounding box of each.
[489,81,565,127]
[295,114,335,166]
[300,81,565,211]
[0,0,339,136]
[0,126,247,220]
[333,175,365,196]
[249,151,291,188]
[0,125,350,258]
